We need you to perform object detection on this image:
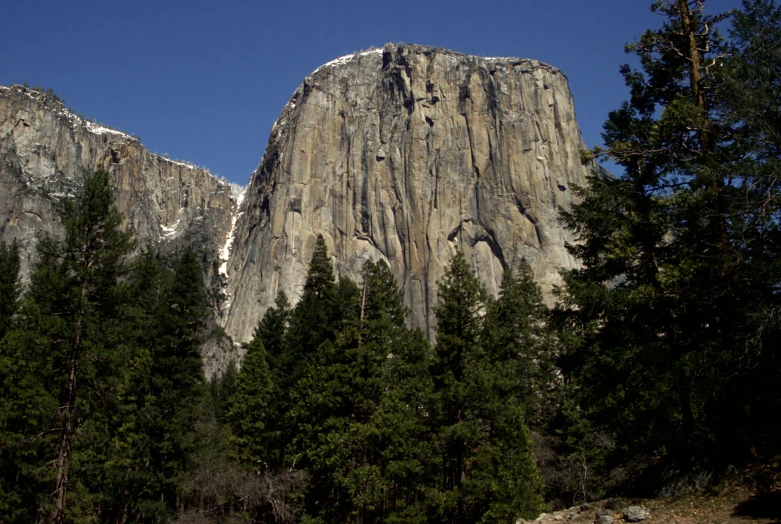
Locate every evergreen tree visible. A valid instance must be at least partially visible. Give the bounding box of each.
[271,234,344,471]
[284,275,360,522]
[94,248,213,520]
[430,251,489,522]
[333,261,433,523]
[0,171,133,521]
[144,248,209,506]
[228,336,274,467]
[430,251,545,523]
[251,291,291,469]
[257,290,292,361]
[211,360,237,427]
[483,260,558,428]
[559,0,781,477]
[712,0,781,458]
[0,239,21,339]
[284,259,436,522]
[49,170,134,522]
[280,234,338,394]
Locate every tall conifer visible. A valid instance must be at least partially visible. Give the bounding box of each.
[430,251,544,523]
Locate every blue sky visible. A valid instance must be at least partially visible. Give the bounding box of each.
[1,0,741,185]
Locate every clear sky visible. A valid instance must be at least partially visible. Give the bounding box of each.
[1,0,741,185]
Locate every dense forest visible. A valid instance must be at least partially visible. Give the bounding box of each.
[1,0,779,522]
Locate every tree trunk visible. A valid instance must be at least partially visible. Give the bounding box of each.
[52,302,84,524]
[678,0,709,144]
[358,277,368,345]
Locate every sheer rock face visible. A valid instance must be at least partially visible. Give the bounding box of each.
[0,85,240,377]
[223,44,589,343]
[0,43,593,360]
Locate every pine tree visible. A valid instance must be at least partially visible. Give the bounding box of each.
[347,261,435,522]
[228,336,274,466]
[284,259,436,522]
[0,171,134,521]
[430,251,545,523]
[256,290,291,361]
[50,170,133,521]
[250,291,291,469]
[284,275,360,522]
[0,239,21,339]
[281,234,338,392]
[559,0,781,474]
[145,248,208,505]
[86,247,213,520]
[335,260,433,522]
[483,260,557,428]
[711,0,781,458]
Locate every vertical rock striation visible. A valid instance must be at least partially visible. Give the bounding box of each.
[0,42,594,363]
[223,43,590,344]
[0,85,238,275]
[0,85,241,377]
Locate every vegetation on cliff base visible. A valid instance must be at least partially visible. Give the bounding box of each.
[0,1,779,522]
[555,0,781,499]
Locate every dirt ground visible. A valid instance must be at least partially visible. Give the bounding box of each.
[527,464,781,524]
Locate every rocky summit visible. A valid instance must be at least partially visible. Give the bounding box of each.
[222,43,590,344]
[0,42,592,360]
[0,84,242,376]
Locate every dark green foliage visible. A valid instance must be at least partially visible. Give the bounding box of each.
[228,336,273,465]
[257,290,292,361]
[0,187,551,520]
[713,0,781,459]
[288,260,435,523]
[0,173,216,521]
[211,360,237,426]
[429,251,546,523]
[280,235,338,393]
[106,248,209,518]
[0,239,21,339]
[252,291,292,469]
[0,170,134,520]
[225,248,548,523]
[557,0,781,492]
[483,261,558,428]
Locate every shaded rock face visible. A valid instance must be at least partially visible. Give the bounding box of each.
[0,85,240,377]
[224,44,590,344]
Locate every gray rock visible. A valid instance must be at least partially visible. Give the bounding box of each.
[0,85,240,378]
[598,508,614,517]
[623,506,647,522]
[595,516,614,524]
[223,43,591,345]
[1,43,595,373]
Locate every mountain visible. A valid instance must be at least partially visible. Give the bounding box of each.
[0,42,592,361]
[222,43,590,343]
[0,84,242,376]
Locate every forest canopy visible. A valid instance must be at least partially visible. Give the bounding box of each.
[1,0,779,522]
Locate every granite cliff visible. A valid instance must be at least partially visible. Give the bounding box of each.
[222,43,590,343]
[0,84,242,376]
[0,43,592,361]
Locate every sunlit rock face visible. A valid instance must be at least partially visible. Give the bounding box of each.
[0,43,592,365]
[223,43,589,344]
[0,85,241,378]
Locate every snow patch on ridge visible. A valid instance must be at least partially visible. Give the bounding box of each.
[308,48,383,77]
[219,188,246,278]
[161,218,181,238]
[84,121,132,138]
[2,84,139,142]
[160,157,196,170]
